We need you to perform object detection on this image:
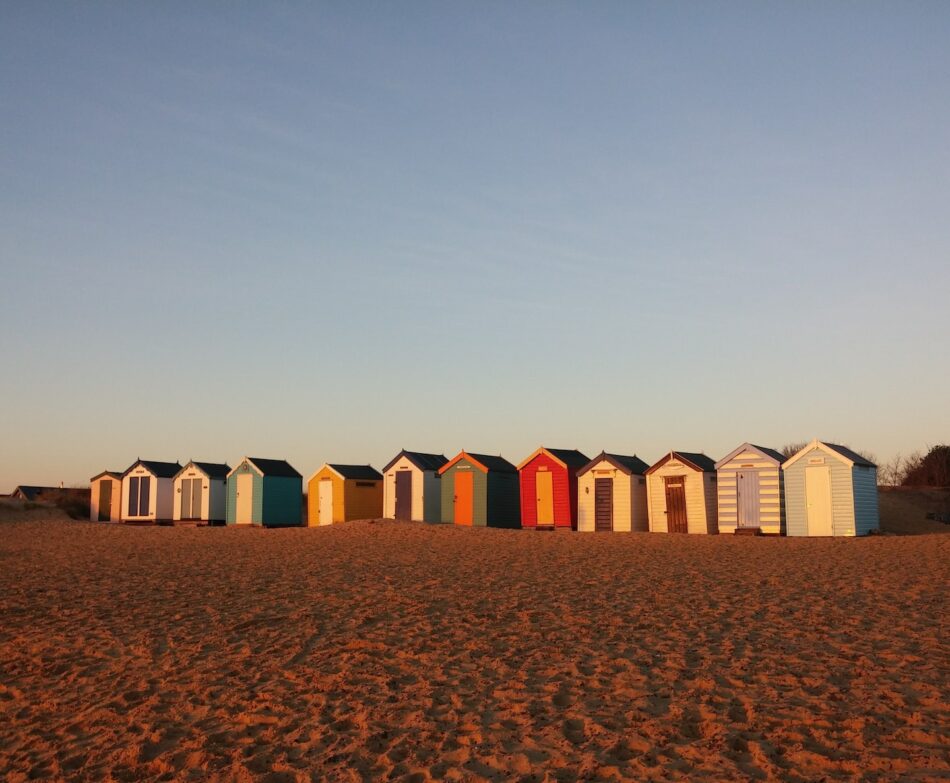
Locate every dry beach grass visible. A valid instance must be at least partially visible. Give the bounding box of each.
[0,507,947,782]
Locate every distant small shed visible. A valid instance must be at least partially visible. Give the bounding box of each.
[382,450,447,522]
[576,453,650,532]
[172,461,230,524]
[121,459,182,523]
[226,457,303,527]
[646,451,718,534]
[90,472,123,522]
[438,451,520,528]
[715,444,786,535]
[307,464,383,526]
[783,440,879,536]
[517,447,589,529]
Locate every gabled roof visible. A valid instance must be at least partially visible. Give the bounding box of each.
[577,452,650,477]
[123,460,182,479]
[228,457,302,478]
[90,471,123,482]
[714,443,784,470]
[328,464,383,481]
[516,447,590,471]
[382,450,448,473]
[783,440,877,470]
[11,486,59,501]
[645,451,716,475]
[176,461,231,480]
[439,451,517,475]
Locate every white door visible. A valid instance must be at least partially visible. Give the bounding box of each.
[236,474,253,524]
[318,480,333,525]
[805,466,833,536]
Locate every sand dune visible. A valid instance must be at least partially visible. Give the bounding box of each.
[0,519,947,782]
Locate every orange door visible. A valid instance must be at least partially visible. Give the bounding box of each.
[454,471,474,525]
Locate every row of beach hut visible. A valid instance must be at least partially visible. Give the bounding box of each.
[89,440,879,536]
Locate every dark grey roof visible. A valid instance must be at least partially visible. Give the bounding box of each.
[329,464,383,480]
[12,486,58,501]
[382,450,448,473]
[125,460,182,478]
[750,444,786,463]
[189,461,231,479]
[674,452,717,472]
[468,453,517,473]
[543,448,591,469]
[823,442,876,467]
[247,458,302,478]
[578,452,650,476]
[90,471,123,482]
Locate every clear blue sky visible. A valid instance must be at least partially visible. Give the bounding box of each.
[1,3,948,489]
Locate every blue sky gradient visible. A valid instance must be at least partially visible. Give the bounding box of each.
[1,3,948,488]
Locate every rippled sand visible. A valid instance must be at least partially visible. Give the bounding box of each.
[0,518,947,782]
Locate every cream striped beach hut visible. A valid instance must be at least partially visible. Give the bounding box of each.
[645,451,718,534]
[715,444,785,535]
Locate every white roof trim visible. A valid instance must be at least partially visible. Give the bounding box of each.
[782,440,855,470]
[226,457,264,479]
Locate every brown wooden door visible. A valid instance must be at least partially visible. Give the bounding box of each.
[664,476,688,533]
[454,471,474,526]
[395,470,412,520]
[98,481,112,521]
[594,478,613,532]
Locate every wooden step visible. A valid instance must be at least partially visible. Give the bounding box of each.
[734,527,763,536]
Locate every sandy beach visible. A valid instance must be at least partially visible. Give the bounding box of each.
[0,514,947,782]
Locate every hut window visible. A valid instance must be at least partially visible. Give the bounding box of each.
[356,481,375,487]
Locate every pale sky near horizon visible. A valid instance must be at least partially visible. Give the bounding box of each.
[1,3,948,490]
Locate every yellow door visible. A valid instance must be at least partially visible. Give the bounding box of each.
[805,466,833,536]
[536,470,554,526]
[236,473,253,524]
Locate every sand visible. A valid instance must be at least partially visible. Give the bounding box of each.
[0,517,947,783]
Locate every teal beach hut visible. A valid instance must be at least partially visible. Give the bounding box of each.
[226,457,303,527]
[782,440,878,536]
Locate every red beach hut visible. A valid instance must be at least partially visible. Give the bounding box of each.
[517,447,589,530]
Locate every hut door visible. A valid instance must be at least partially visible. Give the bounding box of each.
[454,471,474,525]
[805,466,833,536]
[128,476,151,517]
[736,471,760,528]
[235,474,253,524]
[98,481,112,522]
[180,479,193,520]
[664,476,688,533]
[535,470,554,526]
[318,480,333,525]
[594,478,613,532]
[395,471,412,520]
[190,480,203,520]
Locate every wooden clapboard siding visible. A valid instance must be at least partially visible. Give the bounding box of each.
[577,458,648,532]
[343,477,383,520]
[307,467,344,525]
[90,474,122,522]
[518,450,575,529]
[646,454,716,534]
[715,445,784,534]
[227,461,264,525]
[783,442,878,536]
[422,471,442,522]
[440,459,487,526]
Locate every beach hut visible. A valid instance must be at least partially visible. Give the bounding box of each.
[226,457,302,527]
[172,461,230,525]
[438,451,520,528]
[90,471,123,522]
[715,444,786,535]
[517,447,589,530]
[645,451,718,534]
[576,453,650,532]
[782,440,879,536]
[121,459,182,523]
[382,450,447,522]
[307,464,383,526]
